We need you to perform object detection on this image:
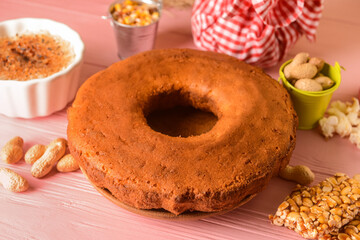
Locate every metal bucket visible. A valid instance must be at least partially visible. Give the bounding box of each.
[108,0,162,59]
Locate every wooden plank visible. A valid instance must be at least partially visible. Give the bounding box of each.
[0,0,359,239]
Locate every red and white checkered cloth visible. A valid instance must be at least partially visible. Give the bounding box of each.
[191,0,324,68]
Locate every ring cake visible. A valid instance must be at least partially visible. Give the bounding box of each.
[67,49,298,215]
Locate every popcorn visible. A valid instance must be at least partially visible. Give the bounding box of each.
[319,98,360,149]
[326,108,352,137]
[330,100,347,113]
[346,98,360,126]
[319,116,338,138]
[349,126,360,149]
[346,98,360,113]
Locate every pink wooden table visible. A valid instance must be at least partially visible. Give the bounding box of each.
[1,1,360,239]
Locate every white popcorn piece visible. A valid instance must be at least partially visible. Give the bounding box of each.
[346,98,360,125]
[336,114,352,137]
[327,108,352,137]
[347,111,360,126]
[319,98,360,148]
[349,125,360,149]
[330,100,347,113]
[319,115,338,138]
[346,97,360,114]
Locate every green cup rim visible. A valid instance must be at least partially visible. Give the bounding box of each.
[279,59,341,96]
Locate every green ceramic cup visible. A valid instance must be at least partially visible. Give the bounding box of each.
[279,60,342,130]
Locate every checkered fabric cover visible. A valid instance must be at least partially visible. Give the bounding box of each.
[191,0,324,68]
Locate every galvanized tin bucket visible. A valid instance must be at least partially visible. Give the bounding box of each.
[108,0,162,59]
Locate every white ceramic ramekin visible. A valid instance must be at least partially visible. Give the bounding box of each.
[0,18,85,118]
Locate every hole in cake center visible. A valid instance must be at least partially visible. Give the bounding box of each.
[144,90,218,137]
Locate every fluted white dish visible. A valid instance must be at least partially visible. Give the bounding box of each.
[0,18,85,118]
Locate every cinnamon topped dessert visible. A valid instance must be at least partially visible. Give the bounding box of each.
[0,33,75,81]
